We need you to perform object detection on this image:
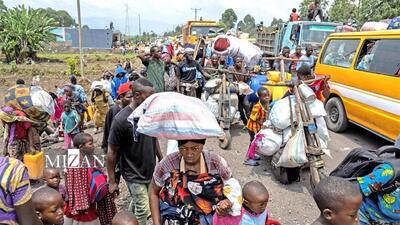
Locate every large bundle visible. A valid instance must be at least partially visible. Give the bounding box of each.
[4,85,55,122]
[128,92,224,140]
[269,96,297,130]
[212,35,262,68]
[259,85,330,167]
[360,22,388,31]
[335,25,357,33]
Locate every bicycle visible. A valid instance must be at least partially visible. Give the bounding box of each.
[203,67,254,149]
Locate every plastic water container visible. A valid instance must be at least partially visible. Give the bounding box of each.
[23,151,45,180]
[248,74,268,103]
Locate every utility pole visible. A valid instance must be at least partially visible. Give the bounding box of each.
[191,8,201,21]
[76,0,84,77]
[124,4,130,40]
[138,14,141,36]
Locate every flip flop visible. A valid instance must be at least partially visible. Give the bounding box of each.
[254,154,262,161]
[243,159,259,166]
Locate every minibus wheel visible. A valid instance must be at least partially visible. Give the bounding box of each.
[325,97,348,132]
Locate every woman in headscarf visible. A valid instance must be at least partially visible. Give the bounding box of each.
[0,106,40,159]
[149,139,233,225]
[91,85,111,133]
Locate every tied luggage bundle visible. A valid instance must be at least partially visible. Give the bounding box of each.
[212,35,262,69]
[258,85,330,167]
[128,92,224,140]
[360,22,389,31]
[4,85,55,122]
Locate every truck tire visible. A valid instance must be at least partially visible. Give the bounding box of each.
[325,97,348,132]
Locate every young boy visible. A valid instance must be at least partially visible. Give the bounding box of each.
[290,8,300,22]
[213,180,270,225]
[112,211,139,225]
[43,168,67,202]
[311,177,362,225]
[245,87,270,166]
[61,100,80,150]
[64,133,116,225]
[32,187,64,225]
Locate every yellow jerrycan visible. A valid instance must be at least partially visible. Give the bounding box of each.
[23,151,45,180]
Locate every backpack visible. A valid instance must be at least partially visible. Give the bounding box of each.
[88,168,109,203]
[330,146,400,193]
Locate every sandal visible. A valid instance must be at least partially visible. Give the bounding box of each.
[243,159,259,166]
[254,154,261,161]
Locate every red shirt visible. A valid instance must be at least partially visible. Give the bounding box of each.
[15,110,31,139]
[290,13,299,22]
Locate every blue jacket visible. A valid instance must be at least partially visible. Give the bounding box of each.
[111,67,128,99]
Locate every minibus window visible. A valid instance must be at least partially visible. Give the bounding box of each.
[321,39,359,68]
[356,39,400,76]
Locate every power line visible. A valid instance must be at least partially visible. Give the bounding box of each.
[191,8,201,21]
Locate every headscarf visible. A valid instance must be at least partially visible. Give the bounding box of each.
[0,106,34,147]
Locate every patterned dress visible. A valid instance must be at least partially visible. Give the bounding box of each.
[0,157,32,225]
[357,163,400,224]
[93,92,109,129]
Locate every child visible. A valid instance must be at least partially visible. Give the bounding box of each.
[244,87,270,166]
[213,180,270,225]
[290,8,300,22]
[311,177,362,225]
[43,168,67,202]
[91,87,110,133]
[32,187,64,225]
[61,100,80,150]
[112,211,139,225]
[64,133,116,225]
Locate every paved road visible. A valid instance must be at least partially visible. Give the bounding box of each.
[203,123,391,225]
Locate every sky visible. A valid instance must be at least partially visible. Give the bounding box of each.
[4,0,302,34]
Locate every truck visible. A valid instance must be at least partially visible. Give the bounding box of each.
[256,21,341,56]
[182,20,223,46]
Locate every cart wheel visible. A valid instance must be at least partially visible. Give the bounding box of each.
[310,168,328,191]
[219,129,232,150]
[271,151,289,184]
[271,150,301,185]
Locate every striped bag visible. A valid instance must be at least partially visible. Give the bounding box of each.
[128,92,224,140]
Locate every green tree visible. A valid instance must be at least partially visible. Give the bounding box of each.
[220,8,238,30]
[0,0,7,13]
[329,0,357,23]
[357,0,400,25]
[242,14,256,34]
[237,20,245,30]
[39,7,76,27]
[270,17,284,27]
[299,0,329,18]
[0,5,56,63]
[82,24,90,30]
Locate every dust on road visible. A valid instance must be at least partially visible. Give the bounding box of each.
[41,122,390,225]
